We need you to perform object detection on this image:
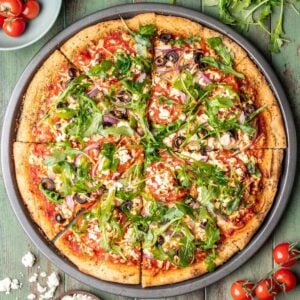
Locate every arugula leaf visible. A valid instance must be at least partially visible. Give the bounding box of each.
[206,37,233,66]
[225,183,244,215]
[170,36,201,47]
[270,0,285,53]
[201,56,245,79]
[101,143,119,172]
[88,60,113,78]
[113,54,132,77]
[99,125,134,138]
[137,24,157,37]
[204,250,217,272]
[39,183,63,204]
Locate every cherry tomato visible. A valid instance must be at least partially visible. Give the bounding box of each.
[230,280,254,300]
[0,15,5,27]
[273,242,298,267]
[255,278,278,300]
[22,0,40,20]
[0,0,23,18]
[274,268,297,292]
[3,17,25,37]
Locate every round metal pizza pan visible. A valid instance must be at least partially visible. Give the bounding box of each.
[1,3,297,298]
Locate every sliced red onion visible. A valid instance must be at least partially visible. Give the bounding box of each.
[137,73,146,83]
[173,89,187,103]
[87,87,99,97]
[201,155,209,162]
[84,143,100,152]
[155,47,183,52]
[91,162,99,178]
[103,115,119,125]
[136,127,145,137]
[66,195,75,210]
[197,71,211,87]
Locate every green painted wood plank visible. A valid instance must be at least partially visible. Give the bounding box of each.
[271,3,300,300]
[0,5,66,300]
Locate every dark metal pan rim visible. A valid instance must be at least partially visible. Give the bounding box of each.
[1,3,297,298]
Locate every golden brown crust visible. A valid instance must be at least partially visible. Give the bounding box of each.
[17,51,71,143]
[60,13,156,67]
[55,235,140,284]
[236,57,287,149]
[13,142,57,240]
[155,15,247,65]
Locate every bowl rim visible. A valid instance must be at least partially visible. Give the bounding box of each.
[0,0,62,51]
[1,3,297,298]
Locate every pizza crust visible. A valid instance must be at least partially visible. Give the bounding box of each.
[236,57,287,149]
[55,234,140,284]
[155,15,247,65]
[17,51,71,143]
[60,13,156,68]
[13,142,58,240]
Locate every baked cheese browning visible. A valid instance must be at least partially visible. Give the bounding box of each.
[14,14,286,287]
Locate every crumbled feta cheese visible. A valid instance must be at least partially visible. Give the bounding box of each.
[22,252,36,267]
[158,108,170,119]
[0,278,12,294]
[29,273,38,283]
[27,293,36,300]
[47,272,60,289]
[117,148,131,164]
[40,272,47,278]
[0,278,22,294]
[37,283,47,293]
[220,133,231,146]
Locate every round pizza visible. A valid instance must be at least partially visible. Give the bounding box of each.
[14,14,286,287]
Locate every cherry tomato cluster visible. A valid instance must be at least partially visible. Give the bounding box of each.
[231,242,300,300]
[0,0,40,37]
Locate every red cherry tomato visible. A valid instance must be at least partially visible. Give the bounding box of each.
[3,17,25,37]
[230,280,254,300]
[255,278,278,300]
[22,0,40,20]
[0,15,5,27]
[274,268,297,292]
[0,0,23,18]
[273,242,298,267]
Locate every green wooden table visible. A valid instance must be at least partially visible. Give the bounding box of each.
[0,1,299,299]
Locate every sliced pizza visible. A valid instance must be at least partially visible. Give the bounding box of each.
[55,187,142,284]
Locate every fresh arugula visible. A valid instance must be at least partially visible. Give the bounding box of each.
[39,183,63,204]
[88,60,113,78]
[206,37,233,66]
[101,143,119,172]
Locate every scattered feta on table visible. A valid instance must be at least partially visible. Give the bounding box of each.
[22,252,36,268]
[0,277,22,294]
[62,294,94,300]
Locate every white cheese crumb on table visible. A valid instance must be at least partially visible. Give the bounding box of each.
[22,252,36,267]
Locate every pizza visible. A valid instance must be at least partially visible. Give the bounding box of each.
[13,14,286,287]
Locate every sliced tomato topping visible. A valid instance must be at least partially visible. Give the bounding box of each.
[103,31,135,54]
[146,161,187,202]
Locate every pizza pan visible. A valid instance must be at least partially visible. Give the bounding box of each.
[1,3,297,298]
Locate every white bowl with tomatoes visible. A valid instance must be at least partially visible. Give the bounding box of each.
[0,0,62,51]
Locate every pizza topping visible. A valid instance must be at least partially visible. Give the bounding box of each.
[55,213,66,224]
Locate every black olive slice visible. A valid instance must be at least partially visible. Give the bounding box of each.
[165,50,179,63]
[40,178,55,191]
[115,90,132,104]
[55,213,66,224]
[74,193,88,204]
[159,33,173,43]
[173,136,185,148]
[154,56,167,66]
[68,67,77,79]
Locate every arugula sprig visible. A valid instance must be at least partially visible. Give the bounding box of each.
[210,0,299,52]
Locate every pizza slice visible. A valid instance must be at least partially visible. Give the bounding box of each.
[60,13,156,72]
[55,186,142,284]
[140,148,283,286]
[17,50,82,143]
[14,142,106,239]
